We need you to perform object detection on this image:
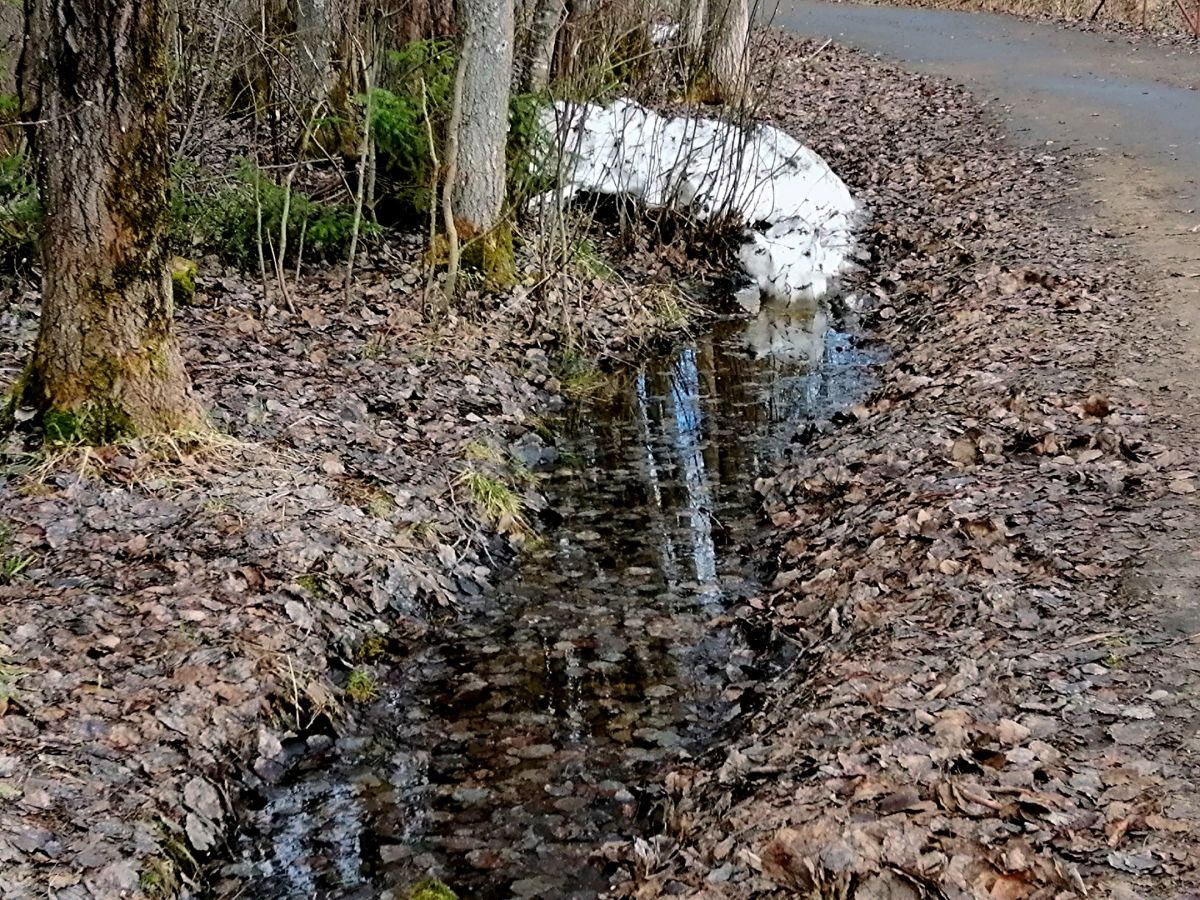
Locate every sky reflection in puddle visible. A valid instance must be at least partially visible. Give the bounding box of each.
[232,302,874,900]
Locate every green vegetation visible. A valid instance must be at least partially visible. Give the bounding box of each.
[137,858,178,898]
[557,351,622,403]
[403,519,443,543]
[572,238,615,280]
[370,40,551,220]
[170,160,373,268]
[370,39,457,216]
[2,148,372,275]
[0,150,39,270]
[643,283,692,331]
[0,658,27,715]
[295,573,332,600]
[463,440,504,463]
[505,91,554,210]
[150,817,197,887]
[334,477,397,518]
[461,223,517,288]
[171,257,198,305]
[409,880,458,900]
[345,667,379,703]
[42,402,135,446]
[463,440,537,490]
[357,633,388,661]
[0,552,34,584]
[459,467,528,535]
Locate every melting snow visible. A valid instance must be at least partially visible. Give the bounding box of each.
[538,98,857,306]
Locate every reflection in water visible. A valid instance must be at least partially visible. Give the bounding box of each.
[745,304,829,364]
[234,303,873,900]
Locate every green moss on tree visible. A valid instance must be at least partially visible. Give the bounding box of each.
[42,402,135,445]
[461,224,515,289]
[8,354,141,445]
[171,257,198,305]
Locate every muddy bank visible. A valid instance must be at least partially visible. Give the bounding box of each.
[625,32,1200,897]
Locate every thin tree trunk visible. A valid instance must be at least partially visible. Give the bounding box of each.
[521,0,565,92]
[683,0,708,62]
[16,0,200,440]
[441,55,464,311]
[345,41,375,303]
[705,0,749,103]
[453,0,514,237]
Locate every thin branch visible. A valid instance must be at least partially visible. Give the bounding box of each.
[345,38,375,304]
[441,40,466,315]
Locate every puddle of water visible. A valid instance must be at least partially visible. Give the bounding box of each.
[224,302,874,900]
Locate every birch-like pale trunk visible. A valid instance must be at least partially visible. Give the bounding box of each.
[453,0,515,233]
[521,0,566,91]
[452,0,515,286]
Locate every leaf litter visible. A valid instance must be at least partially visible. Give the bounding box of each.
[0,27,1198,900]
[0,221,709,895]
[610,31,1200,900]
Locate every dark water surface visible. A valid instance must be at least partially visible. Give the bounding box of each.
[230,303,873,899]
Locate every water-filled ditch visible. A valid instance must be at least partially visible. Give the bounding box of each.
[227,301,874,899]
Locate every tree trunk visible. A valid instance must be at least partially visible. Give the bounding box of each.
[682,0,708,62]
[295,0,332,101]
[324,0,370,162]
[0,5,20,156]
[452,0,515,282]
[704,0,749,103]
[520,0,565,92]
[17,0,200,441]
[386,0,454,43]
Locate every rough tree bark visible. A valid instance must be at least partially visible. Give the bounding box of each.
[323,0,371,161]
[682,0,709,62]
[388,0,454,42]
[15,0,200,440]
[704,0,749,103]
[452,0,516,282]
[520,0,565,92]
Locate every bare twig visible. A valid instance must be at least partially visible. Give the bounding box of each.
[418,75,442,312]
[345,39,376,304]
[441,40,466,315]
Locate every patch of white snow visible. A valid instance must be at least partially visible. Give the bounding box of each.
[650,22,680,45]
[537,98,857,306]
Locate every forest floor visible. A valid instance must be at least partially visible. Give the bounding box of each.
[623,30,1200,899]
[0,227,718,896]
[1,22,1199,900]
